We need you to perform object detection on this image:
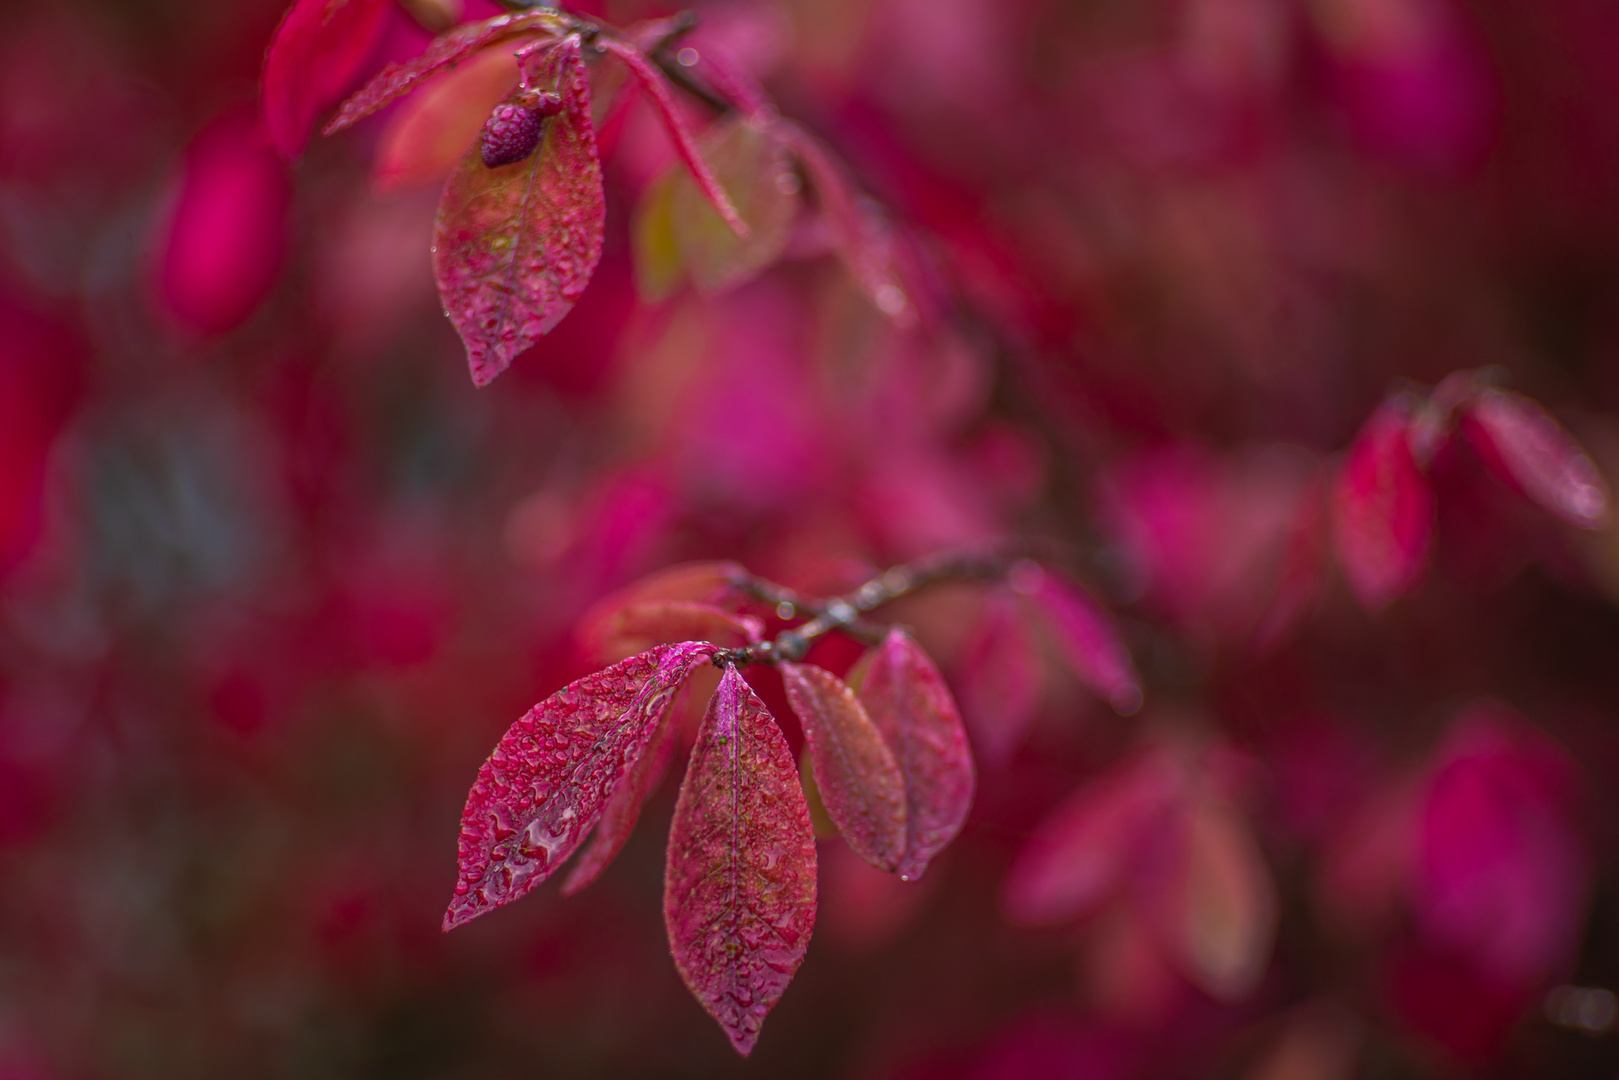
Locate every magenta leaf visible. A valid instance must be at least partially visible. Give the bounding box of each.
[560,702,680,896]
[1021,566,1143,716]
[324,11,561,134]
[1462,388,1610,530]
[443,641,714,930]
[955,590,1043,768]
[595,38,749,239]
[1332,399,1434,609]
[584,601,764,665]
[781,662,907,871]
[665,665,817,1056]
[1001,750,1181,925]
[433,36,604,387]
[847,629,975,881]
[261,0,392,157]
[575,561,749,658]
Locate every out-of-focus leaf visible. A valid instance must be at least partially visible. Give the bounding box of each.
[955,590,1043,768]
[575,561,749,657]
[433,36,604,386]
[1156,797,1277,1002]
[372,46,519,192]
[1252,471,1329,652]
[847,628,974,881]
[586,601,763,665]
[665,665,816,1056]
[1002,751,1181,925]
[443,641,714,930]
[1462,388,1610,530]
[1332,399,1433,609]
[781,662,907,871]
[560,702,680,896]
[325,11,561,134]
[1020,565,1143,716]
[155,113,291,337]
[597,39,748,238]
[261,0,391,157]
[633,116,799,299]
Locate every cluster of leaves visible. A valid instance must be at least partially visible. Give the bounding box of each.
[263,0,916,388]
[440,557,1136,1052]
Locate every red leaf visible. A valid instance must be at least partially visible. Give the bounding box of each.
[1252,471,1330,653]
[1332,399,1434,609]
[595,38,749,239]
[1462,388,1610,530]
[848,629,975,881]
[1002,750,1181,925]
[665,665,817,1056]
[575,561,749,657]
[372,45,520,192]
[584,601,764,665]
[443,641,714,930]
[1020,566,1143,716]
[433,36,604,386]
[781,662,907,871]
[955,590,1043,768]
[325,11,560,135]
[261,0,391,157]
[560,703,680,896]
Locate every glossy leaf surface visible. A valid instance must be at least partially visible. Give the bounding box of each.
[1462,388,1610,530]
[325,11,559,134]
[444,641,713,930]
[848,629,974,881]
[433,36,604,386]
[781,661,907,871]
[665,666,817,1056]
[560,703,679,896]
[1333,399,1434,609]
[262,0,391,157]
[1023,567,1143,716]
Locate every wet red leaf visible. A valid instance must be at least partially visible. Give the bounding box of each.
[664,665,817,1055]
[433,35,604,386]
[443,641,714,930]
[781,661,907,871]
[1021,566,1143,716]
[596,38,748,239]
[325,11,560,135]
[1332,399,1434,609]
[560,702,679,896]
[1462,388,1610,530]
[847,628,974,881]
[261,0,391,157]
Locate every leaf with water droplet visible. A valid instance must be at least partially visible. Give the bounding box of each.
[262,0,392,157]
[433,35,604,386]
[443,640,714,930]
[1332,398,1433,610]
[665,665,817,1056]
[561,701,680,896]
[846,629,974,881]
[1462,388,1610,530]
[781,662,907,871]
[325,11,562,134]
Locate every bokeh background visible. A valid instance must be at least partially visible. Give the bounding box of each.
[4,0,1619,1075]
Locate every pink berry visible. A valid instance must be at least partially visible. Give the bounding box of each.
[480,103,545,168]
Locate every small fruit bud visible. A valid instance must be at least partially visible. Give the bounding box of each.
[480,102,546,168]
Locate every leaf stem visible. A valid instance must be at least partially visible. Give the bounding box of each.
[712,549,1029,668]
